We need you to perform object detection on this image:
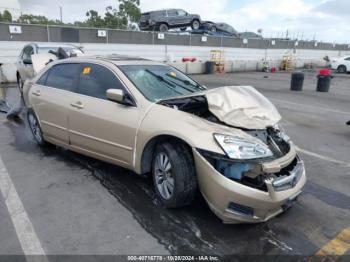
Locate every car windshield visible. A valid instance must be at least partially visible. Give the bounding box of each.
[119,65,206,102]
[38,47,83,55]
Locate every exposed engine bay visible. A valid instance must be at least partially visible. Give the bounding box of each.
[159,90,301,193]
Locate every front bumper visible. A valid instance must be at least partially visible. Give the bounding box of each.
[193,147,306,224]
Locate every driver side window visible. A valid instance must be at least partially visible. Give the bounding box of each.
[77,63,124,100]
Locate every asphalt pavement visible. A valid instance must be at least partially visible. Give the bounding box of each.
[0,71,349,259]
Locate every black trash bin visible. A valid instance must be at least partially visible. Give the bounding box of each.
[317,75,331,92]
[290,72,304,91]
[205,61,215,74]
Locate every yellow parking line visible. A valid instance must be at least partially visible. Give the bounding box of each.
[315,227,350,257]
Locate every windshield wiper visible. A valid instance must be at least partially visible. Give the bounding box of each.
[144,69,183,95]
[165,73,204,91]
[145,69,175,88]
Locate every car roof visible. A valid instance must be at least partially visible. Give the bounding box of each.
[143,8,181,13]
[56,54,164,66]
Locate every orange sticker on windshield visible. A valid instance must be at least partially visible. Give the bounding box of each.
[83,67,91,75]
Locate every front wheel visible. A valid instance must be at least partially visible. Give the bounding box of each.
[152,142,197,208]
[191,20,200,30]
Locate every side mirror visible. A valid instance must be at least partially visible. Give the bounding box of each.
[107,89,124,103]
[106,89,134,106]
[23,58,32,65]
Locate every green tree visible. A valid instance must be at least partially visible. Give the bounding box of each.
[118,0,141,24]
[18,14,48,24]
[104,6,123,28]
[17,14,63,25]
[0,10,13,22]
[85,10,106,28]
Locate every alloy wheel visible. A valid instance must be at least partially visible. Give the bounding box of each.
[28,113,43,144]
[154,152,174,200]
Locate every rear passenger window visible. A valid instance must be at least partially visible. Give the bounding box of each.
[46,64,79,91]
[77,63,124,100]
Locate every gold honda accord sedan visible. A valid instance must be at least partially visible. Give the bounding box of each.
[23,55,306,223]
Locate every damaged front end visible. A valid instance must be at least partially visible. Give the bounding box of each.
[197,126,303,194]
[159,86,306,223]
[193,133,305,223]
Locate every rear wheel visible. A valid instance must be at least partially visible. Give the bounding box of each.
[158,23,169,32]
[27,109,48,147]
[191,20,200,30]
[152,142,197,208]
[337,65,347,73]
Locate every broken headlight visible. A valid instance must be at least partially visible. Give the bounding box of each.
[214,133,273,160]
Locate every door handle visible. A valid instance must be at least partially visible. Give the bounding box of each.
[32,90,41,96]
[71,101,84,109]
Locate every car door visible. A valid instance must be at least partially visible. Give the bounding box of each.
[68,63,140,168]
[31,63,80,145]
[18,45,35,80]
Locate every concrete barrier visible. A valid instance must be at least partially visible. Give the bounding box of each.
[1,63,16,83]
[186,62,205,74]
[0,65,4,83]
[0,41,345,82]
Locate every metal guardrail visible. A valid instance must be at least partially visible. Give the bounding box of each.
[0,22,349,51]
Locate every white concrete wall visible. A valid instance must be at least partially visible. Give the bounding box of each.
[0,41,346,82]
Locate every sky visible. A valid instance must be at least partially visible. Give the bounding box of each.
[2,0,349,43]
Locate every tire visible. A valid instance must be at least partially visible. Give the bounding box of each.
[27,109,48,147]
[152,142,197,208]
[17,74,24,96]
[337,65,347,74]
[191,20,200,30]
[158,23,169,32]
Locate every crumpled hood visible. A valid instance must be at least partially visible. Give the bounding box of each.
[205,86,281,129]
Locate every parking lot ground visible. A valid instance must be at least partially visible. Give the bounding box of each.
[0,71,350,258]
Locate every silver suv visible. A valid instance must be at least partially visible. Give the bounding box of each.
[139,9,201,32]
[16,43,83,94]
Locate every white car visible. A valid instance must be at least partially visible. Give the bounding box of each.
[16,43,84,94]
[331,55,350,73]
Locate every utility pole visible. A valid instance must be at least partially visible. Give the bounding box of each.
[59,6,63,23]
